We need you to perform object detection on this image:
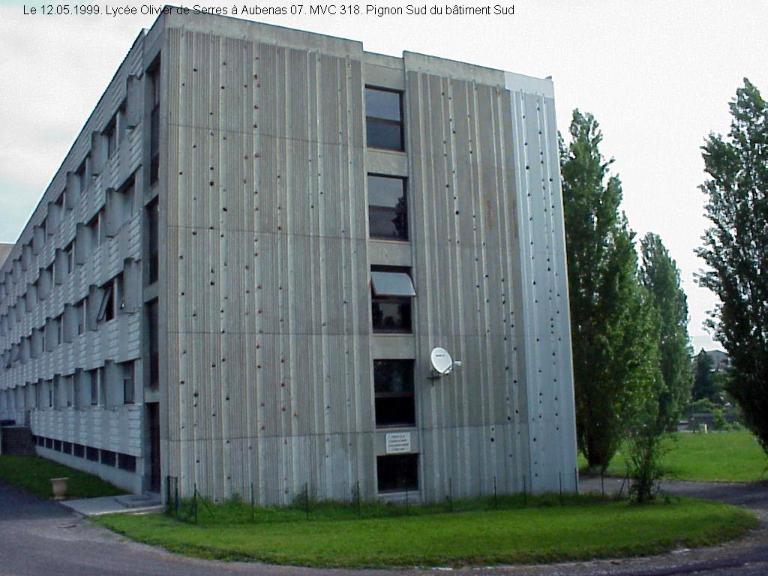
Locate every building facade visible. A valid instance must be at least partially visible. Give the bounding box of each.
[0,12,577,502]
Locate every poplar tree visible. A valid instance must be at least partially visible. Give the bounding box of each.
[640,233,693,430]
[561,111,658,471]
[697,79,768,452]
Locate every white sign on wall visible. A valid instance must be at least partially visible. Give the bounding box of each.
[385,432,412,454]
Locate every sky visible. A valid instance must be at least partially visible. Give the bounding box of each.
[1,0,766,351]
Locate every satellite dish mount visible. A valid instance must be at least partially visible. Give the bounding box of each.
[429,347,462,379]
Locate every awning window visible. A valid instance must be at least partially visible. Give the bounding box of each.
[371,271,416,297]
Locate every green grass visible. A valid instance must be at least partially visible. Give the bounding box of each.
[580,430,768,482]
[97,498,756,568]
[0,455,125,499]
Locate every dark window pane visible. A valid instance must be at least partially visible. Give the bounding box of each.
[368,175,407,240]
[62,441,72,454]
[101,450,116,467]
[372,299,411,333]
[366,120,403,151]
[147,198,159,284]
[118,453,137,472]
[86,446,99,461]
[377,454,418,493]
[374,360,415,427]
[365,88,401,121]
[147,299,159,389]
[73,444,85,458]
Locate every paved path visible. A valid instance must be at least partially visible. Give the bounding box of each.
[0,477,766,576]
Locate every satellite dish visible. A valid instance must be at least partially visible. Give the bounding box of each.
[430,347,454,375]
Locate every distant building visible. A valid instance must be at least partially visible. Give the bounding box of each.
[705,349,731,373]
[0,11,577,502]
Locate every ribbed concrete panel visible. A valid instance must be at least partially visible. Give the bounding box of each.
[164,26,370,502]
[405,61,532,500]
[505,74,578,492]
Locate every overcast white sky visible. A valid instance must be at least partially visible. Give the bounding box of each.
[1,0,766,351]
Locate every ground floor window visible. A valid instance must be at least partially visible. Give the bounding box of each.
[374,359,415,427]
[377,453,419,493]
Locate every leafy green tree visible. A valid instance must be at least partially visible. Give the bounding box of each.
[561,111,660,471]
[692,350,716,401]
[640,233,693,430]
[696,79,768,452]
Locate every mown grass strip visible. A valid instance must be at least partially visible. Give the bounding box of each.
[98,497,756,568]
[0,455,125,499]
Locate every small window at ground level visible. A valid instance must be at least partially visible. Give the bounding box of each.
[374,360,415,427]
[377,454,418,493]
[62,441,72,454]
[101,450,116,467]
[73,444,85,458]
[86,446,99,461]
[118,453,137,472]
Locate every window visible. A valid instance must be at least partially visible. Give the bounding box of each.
[368,175,408,240]
[122,362,134,404]
[101,450,116,467]
[118,453,137,472]
[146,197,159,284]
[56,314,64,346]
[371,267,415,333]
[87,212,101,247]
[73,444,85,458]
[65,242,75,274]
[97,281,115,323]
[149,58,161,184]
[365,87,404,151]
[86,446,99,461]
[77,299,87,335]
[90,370,99,406]
[377,454,418,493]
[147,299,159,389]
[374,360,415,427]
[105,116,118,158]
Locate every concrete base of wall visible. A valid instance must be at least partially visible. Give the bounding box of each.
[35,446,144,495]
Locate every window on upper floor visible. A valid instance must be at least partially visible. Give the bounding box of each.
[374,359,415,427]
[371,267,415,333]
[77,299,87,335]
[105,116,118,158]
[97,280,116,324]
[122,361,135,404]
[368,174,408,241]
[147,299,159,389]
[146,197,159,285]
[149,57,161,185]
[365,87,404,151]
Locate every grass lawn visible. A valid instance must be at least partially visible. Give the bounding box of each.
[98,498,756,568]
[0,455,125,499]
[580,430,768,482]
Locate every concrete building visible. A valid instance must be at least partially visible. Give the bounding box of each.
[0,10,577,502]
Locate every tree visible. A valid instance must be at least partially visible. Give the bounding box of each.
[692,349,716,401]
[696,79,768,452]
[561,111,660,471]
[640,233,693,430]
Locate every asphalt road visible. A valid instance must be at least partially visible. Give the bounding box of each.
[0,477,766,576]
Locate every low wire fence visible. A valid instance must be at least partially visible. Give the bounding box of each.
[164,468,625,525]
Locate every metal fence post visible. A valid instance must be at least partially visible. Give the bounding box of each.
[493,475,498,509]
[523,474,528,506]
[193,484,198,524]
[250,482,255,522]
